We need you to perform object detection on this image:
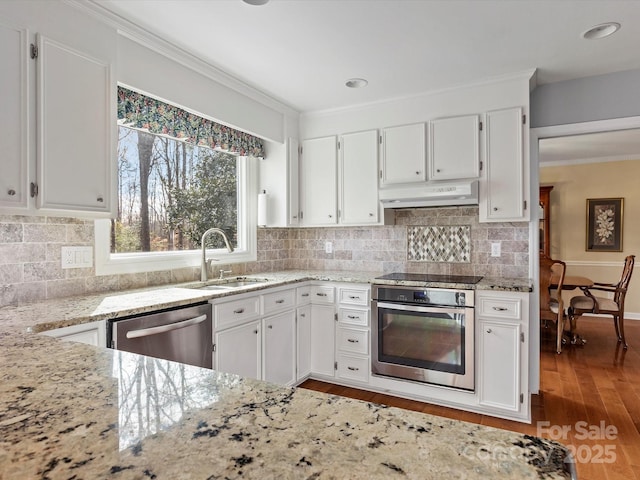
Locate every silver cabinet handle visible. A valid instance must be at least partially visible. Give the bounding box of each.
[347,366,359,371]
[234,308,245,314]
[328,214,332,218]
[369,213,374,217]
[97,196,104,203]
[492,306,508,311]
[268,325,273,329]
[275,299,285,304]
[493,207,498,211]
[347,315,360,320]
[300,313,306,318]
[347,338,359,343]
[8,189,16,196]
[316,293,327,297]
[301,293,309,297]
[436,169,441,172]
[486,328,492,334]
[125,314,207,339]
[348,295,360,300]
[415,171,420,175]
[254,329,258,334]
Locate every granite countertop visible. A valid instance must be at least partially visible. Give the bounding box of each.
[0,270,532,335]
[0,330,572,479]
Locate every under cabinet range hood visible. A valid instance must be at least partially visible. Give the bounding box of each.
[380,179,479,209]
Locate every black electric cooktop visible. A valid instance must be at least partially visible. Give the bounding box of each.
[374,272,484,284]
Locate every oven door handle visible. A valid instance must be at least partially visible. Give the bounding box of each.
[125,314,208,339]
[376,302,469,316]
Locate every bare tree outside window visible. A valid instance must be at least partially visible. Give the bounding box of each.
[112,126,238,253]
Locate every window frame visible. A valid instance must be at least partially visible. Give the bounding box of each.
[94,156,257,276]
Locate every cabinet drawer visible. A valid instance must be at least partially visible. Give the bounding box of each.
[338,307,369,327]
[262,288,296,315]
[337,327,369,355]
[296,286,311,305]
[478,296,521,320]
[214,296,261,329]
[310,285,335,304]
[339,286,369,306]
[337,353,369,383]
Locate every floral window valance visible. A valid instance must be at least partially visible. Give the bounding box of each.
[117,86,265,158]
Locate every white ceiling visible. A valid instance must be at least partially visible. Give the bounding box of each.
[95,0,640,113]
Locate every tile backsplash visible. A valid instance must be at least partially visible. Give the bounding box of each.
[0,206,529,307]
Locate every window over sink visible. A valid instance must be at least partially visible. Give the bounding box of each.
[95,86,261,275]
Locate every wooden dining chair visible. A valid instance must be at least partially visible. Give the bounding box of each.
[540,254,567,354]
[568,255,635,349]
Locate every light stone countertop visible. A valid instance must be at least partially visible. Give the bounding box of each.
[1,270,561,479]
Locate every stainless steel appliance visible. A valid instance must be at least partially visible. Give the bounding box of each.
[109,303,212,369]
[371,274,481,391]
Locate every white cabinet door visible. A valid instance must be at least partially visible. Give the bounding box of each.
[288,137,300,226]
[0,22,29,210]
[310,304,335,377]
[296,304,312,381]
[380,123,426,186]
[215,320,261,380]
[478,319,521,412]
[339,130,379,224]
[300,136,337,226]
[263,310,296,386]
[41,320,106,347]
[36,34,113,214]
[480,107,528,222]
[429,115,480,180]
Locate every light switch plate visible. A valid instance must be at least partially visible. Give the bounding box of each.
[325,241,333,254]
[490,242,501,257]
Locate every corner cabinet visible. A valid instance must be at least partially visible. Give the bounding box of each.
[300,131,379,226]
[479,107,529,222]
[36,34,114,214]
[476,290,530,421]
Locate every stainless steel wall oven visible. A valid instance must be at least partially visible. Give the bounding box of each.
[371,281,476,391]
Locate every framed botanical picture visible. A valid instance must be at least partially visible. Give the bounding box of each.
[586,198,624,252]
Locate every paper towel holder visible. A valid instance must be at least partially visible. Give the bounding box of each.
[258,189,268,227]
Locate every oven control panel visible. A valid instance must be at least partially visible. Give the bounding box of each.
[373,286,473,307]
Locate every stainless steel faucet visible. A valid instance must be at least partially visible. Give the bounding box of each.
[201,228,234,282]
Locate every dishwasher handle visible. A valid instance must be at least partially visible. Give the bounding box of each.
[125,314,207,339]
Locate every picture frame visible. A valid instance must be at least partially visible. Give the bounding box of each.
[586,198,624,252]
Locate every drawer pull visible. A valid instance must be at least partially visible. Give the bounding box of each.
[8,189,16,196]
[300,313,306,318]
[486,328,492,334]
[254,329,258,334]
[347,338,359,343]
[275,299,285,304]
[301,293,310,297]
[347,315,360,320]
[233,308,245,314]
[492,306,508,311]
[268,325,273,329]
[348,295,361,300]
[316,293,327,297]
[347,366,359,371]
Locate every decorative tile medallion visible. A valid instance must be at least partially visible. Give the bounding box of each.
[407,225,471,262]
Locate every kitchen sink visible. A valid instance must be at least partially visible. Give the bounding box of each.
[192,278,270,290]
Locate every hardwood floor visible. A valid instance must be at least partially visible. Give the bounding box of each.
[300,317,640,480]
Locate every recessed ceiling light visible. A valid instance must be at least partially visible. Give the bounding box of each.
[582,22,621,40]
[242,0,269,5]
[345,78,368,89]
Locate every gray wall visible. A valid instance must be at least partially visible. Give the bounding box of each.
[530,68,640,128]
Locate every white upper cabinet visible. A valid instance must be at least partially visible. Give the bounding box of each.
[429,114,480,180]
[36,34,114,214]
[339,130,379,224]
[480,107,528,222]
[300,136,338,226]
[380,123,427,186]
[288,137,300,226]
[0,22,29,210]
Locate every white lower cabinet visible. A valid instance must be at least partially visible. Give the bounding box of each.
[262,310,296,386]
[41,320,106,347]
[476,290,529,420]
[310,304,336,377]
[296,304,312,381]
[215,320,261,379]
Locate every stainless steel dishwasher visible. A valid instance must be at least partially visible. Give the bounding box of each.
[108,303,212,369]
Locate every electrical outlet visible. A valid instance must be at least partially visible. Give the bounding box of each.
[490,242,501,257]
[61,246,93,269]
[325,241,333,254]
